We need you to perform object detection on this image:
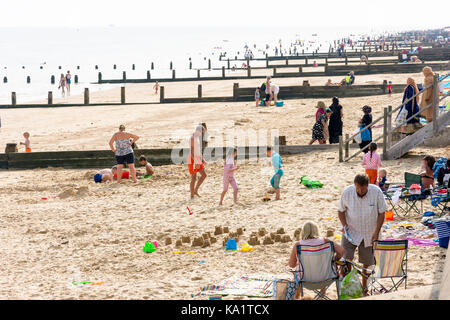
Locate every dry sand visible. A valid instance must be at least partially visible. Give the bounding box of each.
[0,71,449,300]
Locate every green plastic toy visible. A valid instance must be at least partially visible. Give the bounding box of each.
[140,175,152,179]
[143,242,156,253]
[300,176,323,189]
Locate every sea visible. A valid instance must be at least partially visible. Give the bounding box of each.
[0,25,397,104]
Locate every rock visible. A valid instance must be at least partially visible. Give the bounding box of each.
[214,226,223,235]
[274,234,282,242]
[281,235,291,243]
[258,228,267,236]
[223,227,229,233]
[192,237,204,247]
[165,238,172,245]
[276,228,285,234]
[236,228,243,235]
[175,240,182,248]
[263,236,274,245]
[182,236,191,243]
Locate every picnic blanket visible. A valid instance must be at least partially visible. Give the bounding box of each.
[193,273,291,298]
[385,238,438,246]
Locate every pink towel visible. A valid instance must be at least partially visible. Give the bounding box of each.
[385,238,438,246]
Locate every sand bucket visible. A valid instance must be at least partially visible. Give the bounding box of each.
[385,211,394,221]
[5,143,18,153]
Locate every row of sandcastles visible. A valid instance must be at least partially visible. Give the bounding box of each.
[161,226,335,249]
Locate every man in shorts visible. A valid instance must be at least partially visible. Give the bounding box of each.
[188,125,207,199]
[337,174,387,295]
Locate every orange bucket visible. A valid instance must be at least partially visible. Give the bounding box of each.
[385,211,394,221]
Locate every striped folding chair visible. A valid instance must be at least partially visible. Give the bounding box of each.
[294,242,340,300]
[369,240,408,295]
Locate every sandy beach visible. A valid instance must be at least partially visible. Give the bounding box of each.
[0,70,449,300]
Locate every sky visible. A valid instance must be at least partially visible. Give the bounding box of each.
[0,0,447,29]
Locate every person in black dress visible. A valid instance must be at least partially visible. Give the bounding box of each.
[328,97,343,144]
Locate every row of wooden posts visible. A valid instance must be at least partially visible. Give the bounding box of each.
[2,75,79,84]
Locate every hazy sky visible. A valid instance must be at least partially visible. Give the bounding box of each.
[0,0,447,29]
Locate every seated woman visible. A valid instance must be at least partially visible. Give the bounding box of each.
[288,221,344,299]
[437,159,450,188]
[420,155,436,189]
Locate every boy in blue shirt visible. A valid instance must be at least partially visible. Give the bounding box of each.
[266,146,283,200]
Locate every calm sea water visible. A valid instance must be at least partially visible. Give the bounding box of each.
[0,26,392,104]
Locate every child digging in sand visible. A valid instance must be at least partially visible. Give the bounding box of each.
[94,166,118,183]
[266,146,283,200]
[20,132,31,152]
[219,148,240,205]
[138,155,154,178]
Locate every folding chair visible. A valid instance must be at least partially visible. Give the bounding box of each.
[398,172,429,216]
[368,240,408,295]
[431,188,450,217]
[293,242,340,300]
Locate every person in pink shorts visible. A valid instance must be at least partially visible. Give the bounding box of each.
[219,148,240,205]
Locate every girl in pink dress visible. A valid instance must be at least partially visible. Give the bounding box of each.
[219,148,240,205]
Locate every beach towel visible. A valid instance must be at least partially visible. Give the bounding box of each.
[385,238,438,247]
[194,273,290,298]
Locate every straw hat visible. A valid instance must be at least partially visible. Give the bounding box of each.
[315,101,326,109]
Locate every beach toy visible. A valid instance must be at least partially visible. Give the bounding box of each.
[187,206,193,215]
[300,176,323,189]
[225,239,237,251]
[140,175,152,179]
[423,211,435,217]
[239,243,254,252]
[270,101,275,106]
[113,171,130,179]
[199,260,205,264]
[275,101,284,107]
[209,296,222,300]
[260,101,265,106]
[262,196,271,202]
[41,197,48,200]
[186,251,195,253]
[385,211,394,221]
[153,241,158,249]
[91,281,104,285]
[72,281,92,285]
[334,235,342,240]
[143,242,156,253]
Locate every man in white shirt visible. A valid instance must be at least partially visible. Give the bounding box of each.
[338,174,387,293]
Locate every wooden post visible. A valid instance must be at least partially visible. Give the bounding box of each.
[151,62,154,70]
[233,83,239,101]
[247,65,251,78]
[279,136,286,145]
[122,71,126,81]
[160,86,164,103]
[198,84,202,99]
[222,66,225,78]
[285,57,288,66]
[197,69,200,79]
[189,61,192,69]
[387,105,392,149]
[273,67,276,77]
[48,91,53,105]
[114,64,116,69]
[26,76,31,83]
[345,56,348,65]
[227,58,230,69]
[51,75,55,84]
[147,71,151,80]
[325,57,328,65]
[172,69,176,79]
[305,57,308,65]
[121,87,125,104]
[208,59,211,70]
[11,92,16,105]
[74,75,78,84]
[98,72,102,83]
[298,66,302,74]
[3,77,7,83]
[345,133,349,159]
[170,62,173,70]
[84,88,89,105]
[132,64,135,70]
[95,65,98,70]
[383,107,388,160]
[339,135,343,162]
[266,59,269,68]
[432,73,439,133]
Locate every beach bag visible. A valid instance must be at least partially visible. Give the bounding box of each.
[360,125,371,142]
[353,128,362,144]
[339,268,363,300]
[273,279,297,300]
[395,107,408,127]
[435,220,450,249]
